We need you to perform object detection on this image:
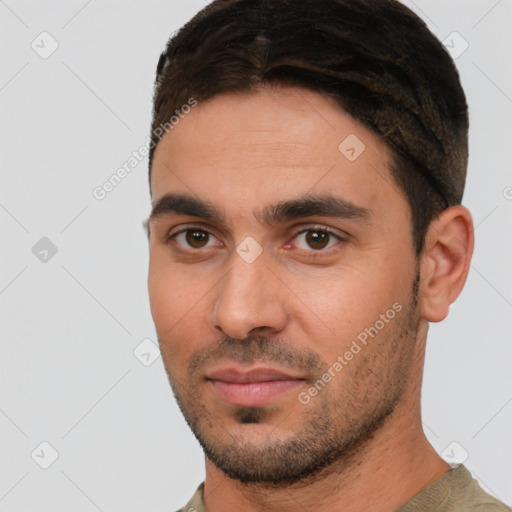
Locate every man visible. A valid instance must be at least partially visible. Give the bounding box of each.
[144,0,511,510]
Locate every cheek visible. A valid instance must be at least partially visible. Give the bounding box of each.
[148,264,176,327]
[148,246,191,315]
[148,275,193,374]
[148,262,191,341]
[289,260,411,350]
[147,259,215,363]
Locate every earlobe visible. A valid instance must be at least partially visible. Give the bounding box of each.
[419,206,474,322]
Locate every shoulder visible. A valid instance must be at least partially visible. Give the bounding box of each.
[396,465,511,512]
[454,465,511,511]
[176,482,206,512]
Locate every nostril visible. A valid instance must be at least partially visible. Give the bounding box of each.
[251,326,269,332]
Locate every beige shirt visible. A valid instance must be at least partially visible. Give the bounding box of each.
[177,465,511,512]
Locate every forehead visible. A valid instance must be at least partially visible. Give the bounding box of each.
[150,86,404,219]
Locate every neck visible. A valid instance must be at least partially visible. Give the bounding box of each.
[203,321,451,512]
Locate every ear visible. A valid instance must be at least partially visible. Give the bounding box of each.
[419,205,474,322]
[142,218,150,240]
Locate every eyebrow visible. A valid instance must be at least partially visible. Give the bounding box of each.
[148,192,372,226]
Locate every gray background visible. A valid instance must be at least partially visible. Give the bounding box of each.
[1,0,511,510]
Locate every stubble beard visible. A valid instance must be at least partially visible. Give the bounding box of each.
[163,272,421,486]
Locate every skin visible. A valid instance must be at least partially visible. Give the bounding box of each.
[147,85,474,512]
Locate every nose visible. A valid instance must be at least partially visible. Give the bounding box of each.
[210,253,288,340]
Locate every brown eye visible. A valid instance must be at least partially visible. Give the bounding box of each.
[305,231,330,250]
[169,228,218,250]
[185,230,210,248]
[293,229,341,252]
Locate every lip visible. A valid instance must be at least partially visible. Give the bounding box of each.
[207,367,303,383]
[206,366,306,407]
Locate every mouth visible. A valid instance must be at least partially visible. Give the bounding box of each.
[206,366,307,407]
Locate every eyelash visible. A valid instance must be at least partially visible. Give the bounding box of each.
[165,224,346,256]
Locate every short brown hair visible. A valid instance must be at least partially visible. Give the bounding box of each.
[149,0,469,254]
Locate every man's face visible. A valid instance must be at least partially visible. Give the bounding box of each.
[148,86,421,484]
